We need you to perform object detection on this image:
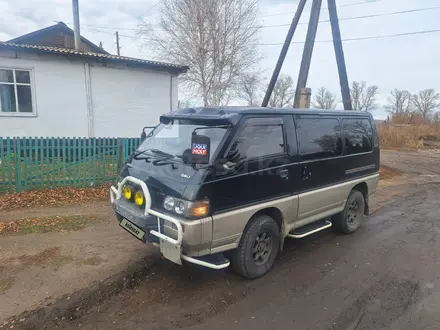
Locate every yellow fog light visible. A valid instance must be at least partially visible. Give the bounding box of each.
[134,191,144,206]
[123,185,132,200]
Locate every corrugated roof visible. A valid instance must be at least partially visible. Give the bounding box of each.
[0,42,189,75]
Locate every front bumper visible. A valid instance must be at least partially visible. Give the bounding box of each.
[110,176,229,270]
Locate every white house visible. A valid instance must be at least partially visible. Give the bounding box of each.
[0,22,188,138]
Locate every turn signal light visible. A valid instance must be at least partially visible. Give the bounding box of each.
[187,201,209,217]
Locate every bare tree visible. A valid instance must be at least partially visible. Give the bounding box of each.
[412,89,440,121]
[177,99,195,108]
[269,74,295,108]
[236,73,263,106]
[385,89,412,116]
[350,81,379,111]
[312,87,338,109]
[432,111,440,123]
[138,0,262,106]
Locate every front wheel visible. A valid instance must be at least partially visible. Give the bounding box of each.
[332,190,365,234]
[230,215,280,279]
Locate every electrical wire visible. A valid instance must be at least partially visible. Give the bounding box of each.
[255,29,440,46]
[86,27,440,45]
[261,0,386,17]
[75,6,440,32]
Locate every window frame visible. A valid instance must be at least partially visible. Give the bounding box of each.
[223,116,288,162]
[0,66,37,117]
[341,117,374,156]
[294,114,343,162]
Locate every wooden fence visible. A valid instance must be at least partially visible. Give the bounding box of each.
[0,137,141,193]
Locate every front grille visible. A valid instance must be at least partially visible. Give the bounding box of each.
[148,185,165,208]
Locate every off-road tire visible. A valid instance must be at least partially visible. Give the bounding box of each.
[230,215,280,279]
[332,190,365,234]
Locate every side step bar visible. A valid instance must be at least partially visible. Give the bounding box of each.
[181,253,230,270]
[287,219,332,239]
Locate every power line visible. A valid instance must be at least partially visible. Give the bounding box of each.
[136,0,161,19]
[69,0,388,30]
[263,6,440,28]
[261,0,386,17]
[256,29,440,46]
[76,6,440,32]
[87,27,440,44]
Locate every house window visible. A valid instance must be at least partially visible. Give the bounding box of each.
[0,68,34,114]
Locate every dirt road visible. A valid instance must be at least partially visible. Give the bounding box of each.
[8,149,440,330]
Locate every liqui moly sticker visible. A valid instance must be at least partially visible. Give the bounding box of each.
[192,143,207,155]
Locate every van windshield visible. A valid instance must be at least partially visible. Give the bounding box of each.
[137,120,228,162]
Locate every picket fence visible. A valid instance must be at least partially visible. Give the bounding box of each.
[0,137,141,193]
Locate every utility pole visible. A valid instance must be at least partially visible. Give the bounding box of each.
[261,0,307,107]
[294,0,322,108]
[72,0,81,51]
[328,0,352,110]
[115,31,121,56]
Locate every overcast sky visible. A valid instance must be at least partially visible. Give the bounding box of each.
[1,0,439,119]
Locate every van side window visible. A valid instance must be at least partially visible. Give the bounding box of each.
[228,119,285,161]
[296,117,342,161]
[342,118,373,155]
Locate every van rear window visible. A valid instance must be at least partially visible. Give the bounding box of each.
[342,118,373,155]
[296,117,342,161]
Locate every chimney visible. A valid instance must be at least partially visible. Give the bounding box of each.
[72,0,81,51]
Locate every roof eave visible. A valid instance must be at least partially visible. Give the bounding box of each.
[0,43,189,75]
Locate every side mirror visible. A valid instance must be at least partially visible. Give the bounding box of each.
[189,133,211,164]
[141,126,156,141]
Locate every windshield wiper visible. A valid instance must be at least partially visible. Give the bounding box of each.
[134,148,174,159]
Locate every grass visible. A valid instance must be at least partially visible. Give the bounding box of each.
[378,123,440,149]
[0,277,14,294]
[0,215,97,235]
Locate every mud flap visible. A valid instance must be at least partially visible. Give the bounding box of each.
[160,238,182,265]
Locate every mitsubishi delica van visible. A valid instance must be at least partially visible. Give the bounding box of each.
[110,107,380,279]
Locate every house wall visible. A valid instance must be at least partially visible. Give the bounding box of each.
[0,50,89,137]
[0,50,178,138]
[90,65,176,137]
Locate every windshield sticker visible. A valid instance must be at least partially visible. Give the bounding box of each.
[192,143,207,155]
[180,173,191,179]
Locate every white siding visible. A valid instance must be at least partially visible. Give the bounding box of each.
[0,51,89,137]
[90,65,174,138]
[0,50,178,138]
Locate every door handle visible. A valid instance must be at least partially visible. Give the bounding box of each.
[279,169,289,179]
[302,166,310,180]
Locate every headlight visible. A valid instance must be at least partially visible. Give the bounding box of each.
[123,185,132,200]
[163,196,175,211]
[163,196,209,218]
[175,201,185,215]
[134,191,144,206]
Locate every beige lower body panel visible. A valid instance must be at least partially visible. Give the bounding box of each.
[175,173,379,257]
[293,173,380,231]
[211,195,299,253]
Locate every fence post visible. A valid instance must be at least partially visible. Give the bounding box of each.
[117,138,124,171]
[15,138,22,192]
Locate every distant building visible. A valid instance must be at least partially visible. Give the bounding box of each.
[0,22,188,137]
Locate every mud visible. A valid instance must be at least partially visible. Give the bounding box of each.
[5,150,440,330]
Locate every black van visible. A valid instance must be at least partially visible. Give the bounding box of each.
[110,107,380,279]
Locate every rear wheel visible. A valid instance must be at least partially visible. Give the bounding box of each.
[332,190,365,234]
[230,215,280,279]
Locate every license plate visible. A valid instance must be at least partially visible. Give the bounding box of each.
[120,218,145,240]
[160,239,182,265]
